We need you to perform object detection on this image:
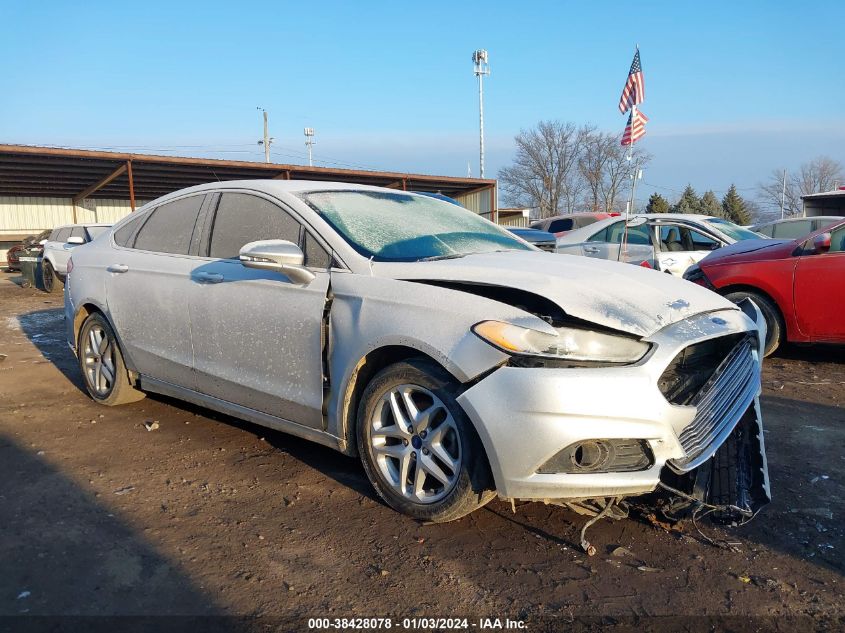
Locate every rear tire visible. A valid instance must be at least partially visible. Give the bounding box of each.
[42,260,62,294]
[357,358,495,522]
[724,290,784,357]
[78,312,145,405]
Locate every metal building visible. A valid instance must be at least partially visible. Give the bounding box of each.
[802,188,845,218]
[0,144,497,263]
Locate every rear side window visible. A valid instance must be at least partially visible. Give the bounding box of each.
[774,220,812,239]
[548,218,574,233]
[574,216,600,228]
[134,196,204,255]
[70,226,86,240]
[209,193,302,260]
[54,227,72,242]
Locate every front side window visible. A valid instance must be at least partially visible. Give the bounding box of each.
[85,226,109,241]
[303,231,332,269]
[828,226,845,253]
[705,218,763,241]
[209,193,301,260]
[134,195,204,255]
[548,218,574,233]
[299,190,531,262]
[688,228,721,251]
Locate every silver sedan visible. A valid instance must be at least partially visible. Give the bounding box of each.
[65,181,770,523]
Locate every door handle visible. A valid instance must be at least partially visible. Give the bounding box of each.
[584,247,600,254]
[107,264,129,273]
[193,272,224,284]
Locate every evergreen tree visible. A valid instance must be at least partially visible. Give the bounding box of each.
[722,184,751,225]
[645,192,670,214]
[672,184,701,214]
[700,190,723,217]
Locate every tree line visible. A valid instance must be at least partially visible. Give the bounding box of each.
[498,119,843,223]
[644,184,752,225]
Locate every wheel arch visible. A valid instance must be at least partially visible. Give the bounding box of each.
[73,302,139,378]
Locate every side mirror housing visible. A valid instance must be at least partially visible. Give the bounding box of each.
[39,239,48,245]
[239,239,316,285]
[66,236,85,245]
[813,232,831,254]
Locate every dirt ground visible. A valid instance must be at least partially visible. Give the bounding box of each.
[1,270,843,631]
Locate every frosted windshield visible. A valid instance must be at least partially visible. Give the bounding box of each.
[300,191,532,261]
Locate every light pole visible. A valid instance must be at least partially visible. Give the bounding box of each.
[257,107,274,163]
[304,128,316,167]
[472,49,490,178]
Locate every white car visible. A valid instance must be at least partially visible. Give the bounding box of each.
[556,214,765,276]
[41,223,111,293]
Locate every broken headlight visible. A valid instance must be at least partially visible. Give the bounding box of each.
[473,320,649,364]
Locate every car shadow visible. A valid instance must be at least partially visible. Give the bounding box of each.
[0,432,222,617]
[775,342,845,364]
[15,307,87,394]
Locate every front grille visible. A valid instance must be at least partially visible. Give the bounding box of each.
[668,335,760,471]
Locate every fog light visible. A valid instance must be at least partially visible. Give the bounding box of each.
[537,439,653,474]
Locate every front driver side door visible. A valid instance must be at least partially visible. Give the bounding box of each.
[793,225,845,340]
[189,192,331,429]
[656,224,722,276]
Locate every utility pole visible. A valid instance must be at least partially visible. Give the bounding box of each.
[257,107,274,163]
[304,128,316,166]
[472,49,490,178]
[780,169,787,219]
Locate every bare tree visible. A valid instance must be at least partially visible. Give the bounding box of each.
[498,121,590,217]
[579,131,650,213]
[759,156,843,217]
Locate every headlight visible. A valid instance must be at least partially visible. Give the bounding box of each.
[473,320,649,364]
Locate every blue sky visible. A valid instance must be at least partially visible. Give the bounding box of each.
[2,0,843,206]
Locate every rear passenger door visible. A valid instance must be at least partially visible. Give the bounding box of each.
[106,194,207,388]
[189,192,331,429]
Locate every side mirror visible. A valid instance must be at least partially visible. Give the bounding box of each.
[626,216,648,227]
[39,239,48,246]
[812,232,831,254]
[66,236,85,245]
[239,239,316,285]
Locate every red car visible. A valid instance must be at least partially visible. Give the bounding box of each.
[684,219,845,356]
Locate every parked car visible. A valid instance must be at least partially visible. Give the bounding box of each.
[42,223,111,292]
[531,212,619,237]
[685,219,845,356]
[506,227,556,252]
[5,229,50,271]
[557,214,764,276]
[751,216,842,240]
[65,181,769,523]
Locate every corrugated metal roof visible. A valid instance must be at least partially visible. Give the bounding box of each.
[0,144,495,201]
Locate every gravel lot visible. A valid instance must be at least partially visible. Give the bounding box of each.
[1,271,843,630]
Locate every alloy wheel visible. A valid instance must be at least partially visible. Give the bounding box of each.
[369,384,462,504]
[83,324,116,397]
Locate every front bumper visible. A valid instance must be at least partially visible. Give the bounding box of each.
[457,307,767,501]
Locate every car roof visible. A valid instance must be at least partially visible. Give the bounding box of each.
[634,213,717,221]
[753,216,843,226]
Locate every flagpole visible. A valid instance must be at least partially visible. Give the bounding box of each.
[620,44,638,262]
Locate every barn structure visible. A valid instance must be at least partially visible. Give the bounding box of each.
[0,144,497,264]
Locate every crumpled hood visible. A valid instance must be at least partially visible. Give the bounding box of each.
[372,251,738,338]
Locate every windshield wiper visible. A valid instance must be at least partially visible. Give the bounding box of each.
[418,253,466,262]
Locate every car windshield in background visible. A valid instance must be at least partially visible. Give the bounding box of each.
[300,190,533,261]
[704,218,763,241]
[86,226,109,240]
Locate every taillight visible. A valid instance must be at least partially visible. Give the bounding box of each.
[67,257,74,274]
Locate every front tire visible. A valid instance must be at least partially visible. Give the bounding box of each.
[78,313,145,405]
[357,359,495,522]
[724,290,784,357]
[42,260,62,293]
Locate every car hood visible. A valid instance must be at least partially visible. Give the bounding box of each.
[701,238,795,265]
[372,251,737,338]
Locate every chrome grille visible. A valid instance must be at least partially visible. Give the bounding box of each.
[670,335,760,471]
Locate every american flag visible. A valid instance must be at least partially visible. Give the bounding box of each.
[621,109,648,146]
[618,49,645,114]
